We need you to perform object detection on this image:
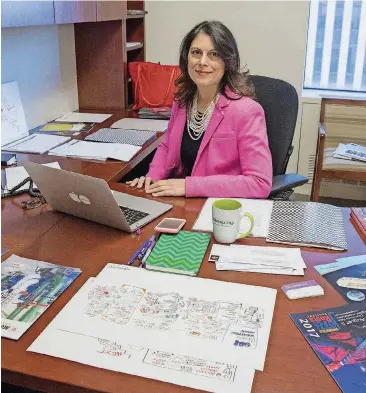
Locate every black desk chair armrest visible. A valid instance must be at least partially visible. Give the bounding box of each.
[269,174,308,198]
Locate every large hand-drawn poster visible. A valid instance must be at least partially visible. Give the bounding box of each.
[33,265,276,370]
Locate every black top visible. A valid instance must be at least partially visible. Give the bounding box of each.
[180,121,204,177]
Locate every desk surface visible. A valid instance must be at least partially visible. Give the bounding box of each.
[2,139,366,393]
[1,111,163,255]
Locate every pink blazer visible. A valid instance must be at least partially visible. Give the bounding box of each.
[146,91,273,198]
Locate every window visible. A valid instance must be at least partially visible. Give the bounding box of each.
[304,0,366,95]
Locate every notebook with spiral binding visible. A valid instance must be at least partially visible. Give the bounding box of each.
[266,201,347,251]
[85,128,156,146]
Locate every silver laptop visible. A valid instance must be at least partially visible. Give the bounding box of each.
[23,161,172,232]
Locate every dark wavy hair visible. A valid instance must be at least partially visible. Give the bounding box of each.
[175,20,255,107]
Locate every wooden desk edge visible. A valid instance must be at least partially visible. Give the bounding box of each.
[2,369,91,393]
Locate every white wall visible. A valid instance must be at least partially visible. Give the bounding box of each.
[145,0,310,173]
[1,24,78,130]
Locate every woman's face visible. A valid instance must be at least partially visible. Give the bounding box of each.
[187,32,225,91]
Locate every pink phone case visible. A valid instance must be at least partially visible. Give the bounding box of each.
[154,218,186,233]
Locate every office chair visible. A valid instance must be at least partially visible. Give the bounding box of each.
[249,75,308,200]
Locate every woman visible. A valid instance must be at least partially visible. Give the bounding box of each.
[127,20,272,198]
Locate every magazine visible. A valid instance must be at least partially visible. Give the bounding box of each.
[291,303,366,393]
[315,255,366,303]
[1,254,81,340]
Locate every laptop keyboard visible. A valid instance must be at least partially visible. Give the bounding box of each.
[120,206,149,225]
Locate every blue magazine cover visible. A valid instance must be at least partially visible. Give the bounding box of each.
[1,254,81,340]
[290,303,366,393]
[315,255,366,303]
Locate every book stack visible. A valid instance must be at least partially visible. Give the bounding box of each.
[350,207,366,243]
[138,107,171,120]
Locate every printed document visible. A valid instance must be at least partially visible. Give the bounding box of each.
[209,244,305,276]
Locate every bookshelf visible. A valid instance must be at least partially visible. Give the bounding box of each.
[125,1,146,109]
[61,1,145,112]
[2,1,142,112]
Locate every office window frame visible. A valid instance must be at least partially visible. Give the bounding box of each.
[303,0,366,99]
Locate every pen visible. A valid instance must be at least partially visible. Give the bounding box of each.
[128,239,149,265]
[137,235,156,260]
[141,240,155,266]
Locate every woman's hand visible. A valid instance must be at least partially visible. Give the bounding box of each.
[126,176,154,190]
[145,179,186,197]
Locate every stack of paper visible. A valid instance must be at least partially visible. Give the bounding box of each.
[333,143,366,162]
[48,140,141,162]
[28,263,278,393]
[193,198,273,238]
[209,244,306,275]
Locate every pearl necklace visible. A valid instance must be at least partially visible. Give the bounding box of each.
[187,93,218,141]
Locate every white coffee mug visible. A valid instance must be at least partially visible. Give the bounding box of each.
[212,199,254,244]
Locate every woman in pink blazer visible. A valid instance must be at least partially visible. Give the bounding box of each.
[127,21,272,198]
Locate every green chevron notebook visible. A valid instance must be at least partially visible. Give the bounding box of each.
[145,231,211,276]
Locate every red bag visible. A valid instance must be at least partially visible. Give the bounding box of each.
[129,62,180,110]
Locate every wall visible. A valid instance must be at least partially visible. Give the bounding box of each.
[1,24,78,130]
[145,0,310,174]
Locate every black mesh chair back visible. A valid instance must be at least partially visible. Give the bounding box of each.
[249,75,299,177]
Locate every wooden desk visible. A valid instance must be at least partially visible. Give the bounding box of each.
[2,181,366,393]
[1,111,163,255]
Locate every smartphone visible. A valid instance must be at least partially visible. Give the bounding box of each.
[155,218,186,233]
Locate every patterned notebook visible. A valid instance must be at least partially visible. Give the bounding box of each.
[267,201,347,251]
[85,128,156,146]
[145,231,211,276]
